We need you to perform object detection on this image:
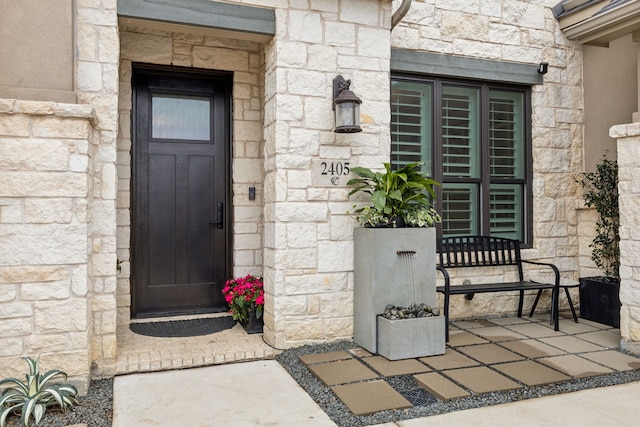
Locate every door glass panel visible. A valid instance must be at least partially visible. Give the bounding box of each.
[152,94,210,141]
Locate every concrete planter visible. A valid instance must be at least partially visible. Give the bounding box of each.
[353,227,444,358]
[377,315,445,360]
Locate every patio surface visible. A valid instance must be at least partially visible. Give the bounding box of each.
[113,312,640,426]
[299,314,640,416]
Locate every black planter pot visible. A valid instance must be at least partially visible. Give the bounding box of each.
[241,309,264,334]
[578,276,621,328]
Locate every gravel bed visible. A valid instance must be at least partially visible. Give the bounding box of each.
[275,340,640,427]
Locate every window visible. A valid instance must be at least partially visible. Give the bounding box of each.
[391,75,532,244]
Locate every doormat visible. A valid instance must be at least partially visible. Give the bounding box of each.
[130,316,236,338]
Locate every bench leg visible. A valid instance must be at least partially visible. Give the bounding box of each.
[552,287,559,331]
[444,292,450,342]
[565,287,578,322]
[529,289,543,317]
[517,290,524,317]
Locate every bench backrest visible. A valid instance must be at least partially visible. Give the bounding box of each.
[437,236,523,276]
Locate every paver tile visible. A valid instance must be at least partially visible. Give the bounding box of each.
[443,366,522,394]
[299,351,352,365]
[577,318,617,329]
[364,356,431,376]
[331,380,412,415]
[538,355,614,378]
[499,339,567,358]
[447,330,489,347]
[308,359,379,386]
[540,319,601,334]
[413,372,470,402]
[580,350,640,371]
[457,343,525,364]
[503,322,561,338]
[487,317,532,326]
[420,348,480,370]
[493,360,571,386]
[349,348,373,358]
[470,326,527,342]
[575,330,621,349]
[451,319,495,329]
[539,336,606,353]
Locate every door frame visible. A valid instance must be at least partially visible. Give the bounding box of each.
[130,63,234,318]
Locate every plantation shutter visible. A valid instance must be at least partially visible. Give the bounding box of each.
[390,81,432,175]
[441,86,480,236]
[489,90,525,239]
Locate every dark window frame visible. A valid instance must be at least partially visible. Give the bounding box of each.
[391,73,534,247]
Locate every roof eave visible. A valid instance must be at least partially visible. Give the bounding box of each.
[562,0,640,46]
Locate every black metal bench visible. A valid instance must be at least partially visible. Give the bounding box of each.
[436,236,560,341]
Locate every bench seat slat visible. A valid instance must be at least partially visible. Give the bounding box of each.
[436,281,554,295]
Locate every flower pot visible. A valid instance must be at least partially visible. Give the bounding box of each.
[241,309,264,334]
[579,277,621,328]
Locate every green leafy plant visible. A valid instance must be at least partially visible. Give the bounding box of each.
[0,356,78,427]
[347,162,440,227]
[577,155,620,281]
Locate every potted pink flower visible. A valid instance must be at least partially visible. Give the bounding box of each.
[222,275,264,333]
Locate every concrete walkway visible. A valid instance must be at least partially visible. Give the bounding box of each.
[112,360,335,427]
[113,359,640,426]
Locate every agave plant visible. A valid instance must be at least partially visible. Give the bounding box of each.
[0,357,78,427]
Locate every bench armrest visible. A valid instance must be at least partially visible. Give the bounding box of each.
[436,265,450,292]
[521,259,560,287]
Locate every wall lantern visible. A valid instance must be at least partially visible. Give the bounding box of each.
[538,62,549,75]
[332,75,362,133]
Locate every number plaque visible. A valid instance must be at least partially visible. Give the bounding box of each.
[312,159,354,187]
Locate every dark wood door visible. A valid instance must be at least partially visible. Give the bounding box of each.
[132,66,231,317]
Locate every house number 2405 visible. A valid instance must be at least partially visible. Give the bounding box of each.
[320,161,350,176]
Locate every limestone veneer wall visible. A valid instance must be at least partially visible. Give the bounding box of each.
[391,0,585,320]
[613,122,640,354]
[0,0,120,388]
[260,0,394,348]
[0,100,95,392]
[116,25,266,326]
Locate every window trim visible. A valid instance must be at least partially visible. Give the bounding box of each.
[391,73,534,247]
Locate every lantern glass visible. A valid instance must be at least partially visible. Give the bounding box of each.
[335,102,360,132]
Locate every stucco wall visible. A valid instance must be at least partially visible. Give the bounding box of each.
[583,34,638,171]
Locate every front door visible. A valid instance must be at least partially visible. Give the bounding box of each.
[132,65,231,317]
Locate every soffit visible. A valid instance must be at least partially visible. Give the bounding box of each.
[117,0,275,42]
[556,0,640,46]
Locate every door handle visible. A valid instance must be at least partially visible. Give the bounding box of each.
[210,202,223,229]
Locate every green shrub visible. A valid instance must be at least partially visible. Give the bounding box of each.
[0,357,78,427]
[577,155,620,280]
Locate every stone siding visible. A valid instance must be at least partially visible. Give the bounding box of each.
[260,0,393,348]
[0,100,95,392]
[387,0,584,320]
[612,123,640,353]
